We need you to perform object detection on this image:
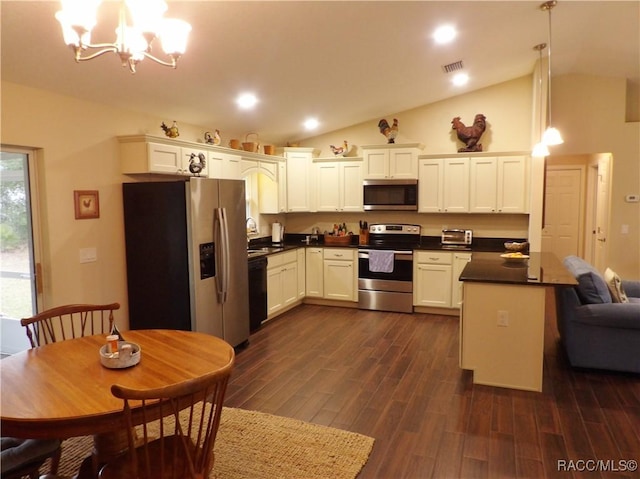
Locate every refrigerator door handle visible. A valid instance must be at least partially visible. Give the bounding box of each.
[220,207,231,304]
[214,207,227,304]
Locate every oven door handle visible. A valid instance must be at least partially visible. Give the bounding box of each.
[358,251,414,261]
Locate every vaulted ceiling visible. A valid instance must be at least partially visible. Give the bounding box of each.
[2,1,638,145]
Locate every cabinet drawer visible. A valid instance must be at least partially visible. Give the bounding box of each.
[267,250,297,269]
[415,251,452,264]
[323,248,354,260]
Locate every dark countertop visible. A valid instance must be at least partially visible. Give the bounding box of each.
[459,252,577,287]
[248,235,530,259]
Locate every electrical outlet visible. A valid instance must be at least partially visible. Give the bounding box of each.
[497,310,509,327]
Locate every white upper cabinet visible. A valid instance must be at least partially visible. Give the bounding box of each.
[418,153,529,214]
[283,148,319,212]
[315,158,363,212]
[120,139,210,177]
[497,156,528,213]
[207,151,240,179]
[362,144,424,179]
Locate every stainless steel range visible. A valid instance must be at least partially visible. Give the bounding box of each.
[358,224,421,313]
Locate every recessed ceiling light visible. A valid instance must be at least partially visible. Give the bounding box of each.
[433,25,457,44]
[452,73,469,86]
[304,118,319,130]
[236,93,258,109]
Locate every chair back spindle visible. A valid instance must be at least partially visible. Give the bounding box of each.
[20,303,120,348]
[99,356,233,479]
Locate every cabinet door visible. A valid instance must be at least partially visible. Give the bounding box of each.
[305,248,324,297]
[418,159,444,212]
[207,151,239,179]
[452,253,472,308]
[266,267,283,315]
[469,157,498,213]
[389,148,418,179]
[363,150,389,179]
[224,156,241,179]
[282,262,298,307]
[323,260,355,301]
[277,161,288,213]
[498,156,528,213]
[443,158,470,213]
[340,161,363,212]
[414,264,452,307]
[297,248,306,299]
[316,162,341,211]
[286,153,312,212]
[148,142,183,174]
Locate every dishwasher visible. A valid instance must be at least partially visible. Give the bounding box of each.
[248,256,267,332]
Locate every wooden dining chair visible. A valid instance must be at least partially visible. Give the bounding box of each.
[98,359,234,479]
[0,437,61,479]
[20,303,120,348]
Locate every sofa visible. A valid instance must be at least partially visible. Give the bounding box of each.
[555,255,640,373]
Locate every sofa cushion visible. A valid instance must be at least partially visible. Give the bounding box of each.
[563,255,612,304]
[604,268,629,303]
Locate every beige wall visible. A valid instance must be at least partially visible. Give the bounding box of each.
[298,75,533,157]
[1,71,637,325]
[1,81,211,329]
[298,74,640,278]
[552,75,640,278]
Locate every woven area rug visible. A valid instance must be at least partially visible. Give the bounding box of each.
[54,407,375,479]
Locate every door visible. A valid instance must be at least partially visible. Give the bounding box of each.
[592,155,611,271]
[0,148,43,354]
[541,167,584,261]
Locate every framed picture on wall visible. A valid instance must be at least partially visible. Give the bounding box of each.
[74,190,100,219]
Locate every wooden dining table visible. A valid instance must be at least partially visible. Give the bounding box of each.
[1,329,235,478]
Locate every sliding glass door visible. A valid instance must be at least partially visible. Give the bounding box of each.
[1,148,41,354]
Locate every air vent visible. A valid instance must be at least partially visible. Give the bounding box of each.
[442,60,464,73]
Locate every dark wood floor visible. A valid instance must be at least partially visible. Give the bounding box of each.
[224,293,640,479]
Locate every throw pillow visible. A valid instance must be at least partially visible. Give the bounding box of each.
[604,267,629,303]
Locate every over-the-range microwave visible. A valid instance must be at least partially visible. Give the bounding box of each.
[363,179,418,211]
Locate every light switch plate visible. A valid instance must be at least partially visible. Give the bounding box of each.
[79,247,97,263]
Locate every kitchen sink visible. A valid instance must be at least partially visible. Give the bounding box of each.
[247,246,284,257]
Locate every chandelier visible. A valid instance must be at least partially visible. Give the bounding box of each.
[540,0,563,146]
[55,0,191,74]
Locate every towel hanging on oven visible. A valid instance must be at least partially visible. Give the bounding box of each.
[369,250,394,273]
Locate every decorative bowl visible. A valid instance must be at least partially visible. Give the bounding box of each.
[504,241,529,252]
[500,252,530,263]
[100,341,141,369]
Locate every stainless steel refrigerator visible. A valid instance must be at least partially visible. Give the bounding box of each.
[122,178,249,347]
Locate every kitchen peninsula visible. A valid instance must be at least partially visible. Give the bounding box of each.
[459,252,577,392]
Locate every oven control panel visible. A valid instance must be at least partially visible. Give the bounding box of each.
[369,224,421,235]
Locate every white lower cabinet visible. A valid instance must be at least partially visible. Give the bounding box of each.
[413,251,471,309]
[323,248,357,301]
[413,251,453,307]
[305,248,324,298]
[266,250,299,317]
[452,253,472,307]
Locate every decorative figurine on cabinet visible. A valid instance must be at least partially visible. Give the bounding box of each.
[330,140,349,156]
[188,152,206,176]
[204,130,221,145]
[378,118,398,143]
[451,114,487,152]
[161,121,179,138]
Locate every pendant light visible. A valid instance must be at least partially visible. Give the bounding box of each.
[540,0,564,146]
[532,43,550,157]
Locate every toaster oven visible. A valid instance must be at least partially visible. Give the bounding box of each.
[441,229,473,249]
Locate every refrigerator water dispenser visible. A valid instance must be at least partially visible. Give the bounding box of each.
[199,242,215,279]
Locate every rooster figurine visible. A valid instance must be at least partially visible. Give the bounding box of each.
[204,130,221,145]
[161,121,179,138]
[378,118,398,143]
[188,152,206,176]
[451,114,487,152]
[330,140,349,157]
